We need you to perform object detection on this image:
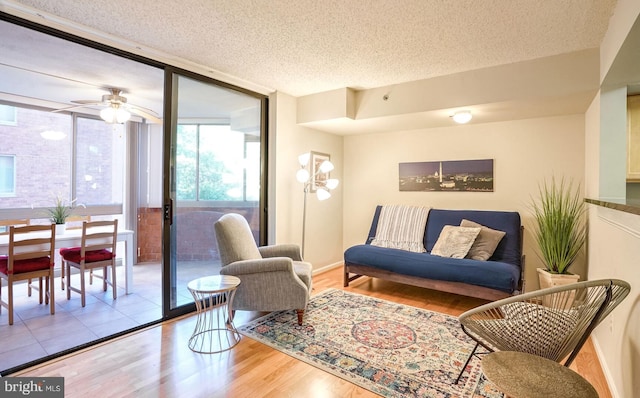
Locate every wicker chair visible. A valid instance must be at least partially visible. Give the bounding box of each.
[455,279,630,383]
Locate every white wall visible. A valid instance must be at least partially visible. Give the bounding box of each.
[272,92,344,269]
[343,115,586,291]
[584,1,640,396]
[586,205,640,398]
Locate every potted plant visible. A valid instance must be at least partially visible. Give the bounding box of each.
[530,177,586,289]
[48,195,74,234]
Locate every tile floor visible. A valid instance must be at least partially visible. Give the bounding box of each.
[0,261,217,373]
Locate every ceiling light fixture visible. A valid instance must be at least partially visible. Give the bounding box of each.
[451,110,472,124]
[100,104,131,124]
[40,130,67,140]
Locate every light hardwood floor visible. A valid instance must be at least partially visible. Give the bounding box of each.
[12,266,611,398]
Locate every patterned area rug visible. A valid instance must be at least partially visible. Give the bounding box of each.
[238,289,503,397]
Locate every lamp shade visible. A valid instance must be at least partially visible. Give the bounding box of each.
[298,153,310,167]
[325,179,339,189]
[296,168,310,183]
[100,105,131,124]
[318,160,334,173]
[316,187,331,200]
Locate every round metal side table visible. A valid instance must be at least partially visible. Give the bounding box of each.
[187,275,241,354]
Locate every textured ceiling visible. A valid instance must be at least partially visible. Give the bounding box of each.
[6,0,617,97]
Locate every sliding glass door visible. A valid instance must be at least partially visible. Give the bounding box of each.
[0,15,268,374]
[163,69,267,314]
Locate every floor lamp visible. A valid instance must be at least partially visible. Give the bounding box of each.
[296,152,339,258]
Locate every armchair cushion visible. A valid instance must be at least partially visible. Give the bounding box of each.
[218,257,312,290]
[219,257,312,312]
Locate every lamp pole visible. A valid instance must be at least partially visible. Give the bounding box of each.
[297,153,337,260]
[301,182,309,259]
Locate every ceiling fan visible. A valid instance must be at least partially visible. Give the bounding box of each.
[55,88,162,124]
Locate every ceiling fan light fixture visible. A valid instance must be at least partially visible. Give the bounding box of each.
[59,88,161,124]
[100,105,131,124]
[451,110,472,124]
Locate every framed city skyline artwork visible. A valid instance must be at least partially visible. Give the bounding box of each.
[399,159,494,192]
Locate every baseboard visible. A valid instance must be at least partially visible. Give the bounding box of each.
[592,334,620,398]
[312,261,342,275]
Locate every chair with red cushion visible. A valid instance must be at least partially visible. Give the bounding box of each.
[0,224,56,325]
[59,214,91,290]
[60,220,118,307]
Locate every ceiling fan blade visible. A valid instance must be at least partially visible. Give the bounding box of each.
[71,99,105,105]
[126,103,159,116]
[52,104,98,113]
[53,89,161,123]
[129,107,163,124]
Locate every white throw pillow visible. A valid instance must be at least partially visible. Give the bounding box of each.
[430,225,481,259]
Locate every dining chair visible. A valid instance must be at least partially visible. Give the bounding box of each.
[59,215,91,290]
[0,219,38,302]
[60,220,118,307]
[0,219,30,235]
[0,224,56,325]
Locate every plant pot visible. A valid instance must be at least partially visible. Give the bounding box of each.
[55,223,66,235]
[537,268,580,308]
[537,268,580,289]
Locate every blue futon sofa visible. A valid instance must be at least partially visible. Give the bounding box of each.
[344,207,525,301]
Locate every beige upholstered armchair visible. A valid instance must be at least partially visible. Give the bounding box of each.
[214,213,313,325]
